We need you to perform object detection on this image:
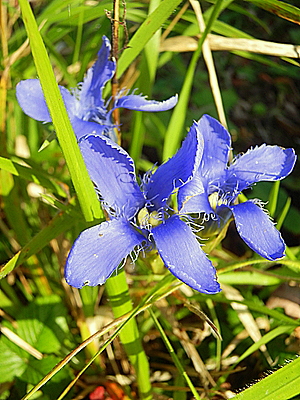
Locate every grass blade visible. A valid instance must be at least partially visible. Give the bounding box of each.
[232,355,300,399]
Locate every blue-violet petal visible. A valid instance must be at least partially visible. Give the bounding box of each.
[79,135,145,219]
[231,200,285,260]
[65,218,145,288]
[198,114,231,182]
[226,144,297,192]
[114,94,178,112]
[80,36,116,111]
[178,173,214,215]
[152,215,220,294]
[144,121,203,210]
[16,79,75,123]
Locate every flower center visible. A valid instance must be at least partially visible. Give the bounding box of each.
[208,192,222,210]
[137,207,163,229]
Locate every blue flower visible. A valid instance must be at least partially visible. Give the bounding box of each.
[16,36,177,141]
[65,121,221,294]
[178,114,297,261]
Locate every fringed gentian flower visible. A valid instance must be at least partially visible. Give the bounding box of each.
[16,36,177,141]
[178,114,297,261]
[65,122,220,294]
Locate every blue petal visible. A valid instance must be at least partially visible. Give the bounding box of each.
[113,94,178,112]
[152,215,220,294]
[231,200,285,260]
[16,79,52,122]
[226,144,297,192]
[70,116,113,140]
[16,79,75,122]
[65,218,145,288]
[79,135,145,219]
[178,173,214,215]
[198,114,231,182]
[80,36,116,110]
[178,115,230,214]
[144,121,203,210]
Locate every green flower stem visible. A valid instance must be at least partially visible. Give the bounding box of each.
[105,270,152,399]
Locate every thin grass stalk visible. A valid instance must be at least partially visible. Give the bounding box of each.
[206,299,222,371]
[267,180,280,216]
[276,196,291,231]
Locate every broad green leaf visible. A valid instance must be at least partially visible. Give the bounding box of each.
[21,355,71,395]
[16,295,70,354]
[18,0,101,222]
[0,296,72,388]
[232,356,300,399]
[0,337,28,383]
[0,169,14,196]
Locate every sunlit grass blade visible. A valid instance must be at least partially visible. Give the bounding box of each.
[18,0,102,222]
[232,355,300,400]
[219,270,282,286]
